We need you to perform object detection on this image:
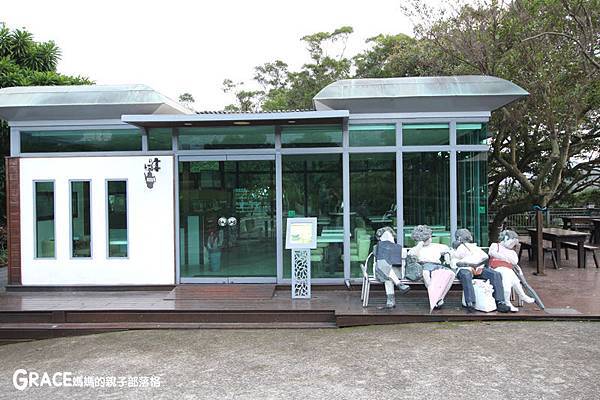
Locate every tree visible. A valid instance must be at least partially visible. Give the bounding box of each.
[178,92,196,111]
[401,0,600,240]
[0,23,92,224]
[223,26,354,111]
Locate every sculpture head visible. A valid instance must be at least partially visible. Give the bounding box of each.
[455,228,474,244]
[376,226,396,241]
[411,225,432,245]
[499,229,519,249]
[452,229,474,249]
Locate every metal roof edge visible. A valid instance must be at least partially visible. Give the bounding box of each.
[122,110,349,124]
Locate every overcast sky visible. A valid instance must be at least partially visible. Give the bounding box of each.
[2,0,421,110]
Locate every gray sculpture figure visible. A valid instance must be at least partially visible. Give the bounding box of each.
[451,228,512,313]
[408,225,454,308]
[373,227,410,309]
[488,229,541,309]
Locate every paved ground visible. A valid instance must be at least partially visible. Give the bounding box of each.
[0,321,599,399]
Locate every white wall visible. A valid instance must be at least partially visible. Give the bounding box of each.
[20,156,175,285]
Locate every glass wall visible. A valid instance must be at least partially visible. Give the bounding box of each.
[21,129,142,152]
[458,152,489,245]
[148,128,172,150]
[457,123,488,145]
[282,154,343,278]
[178,126,275,150]
[70,181,91,258]
[403,152,451,246]
[403,124,449,146]
[35,181,55,258]
[281,124,342,148]
[349,153,396,277]
[349,124,395,146]
[107,180,128,258]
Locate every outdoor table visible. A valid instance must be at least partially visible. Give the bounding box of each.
[562,216,592,230]
[527,228,589,268]
[591,219,600,245]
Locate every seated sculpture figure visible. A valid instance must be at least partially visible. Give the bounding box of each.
[451,228,512,313]
[488,229,535,310]
[374,227,410,309]
[408,225,454,308]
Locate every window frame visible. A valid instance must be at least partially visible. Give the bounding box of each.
[69,179,93,259]
[33,180,56,260]
[105,179,129,259]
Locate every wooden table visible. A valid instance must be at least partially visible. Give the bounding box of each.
[527,228,589,269]
[591,219,600,245]
[562,216,592,230]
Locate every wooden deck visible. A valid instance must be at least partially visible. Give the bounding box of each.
[0,255,599,342]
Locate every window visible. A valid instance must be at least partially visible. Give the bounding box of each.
[148,128,173,150]
[34,181,55,258]
[281,124,342,148]
[403,152,451,246]
[107,180,128,258]
[349,124,396,146]
[457,123,488,145]
[350,153,396,277]
[71,181,92,258]
[282,154,343,278]
[178,126,275,150]
[458,152,489,245]
[402,124,450,146]
[21,129,142,152]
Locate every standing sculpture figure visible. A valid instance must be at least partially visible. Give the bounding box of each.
[451,229,512,313]
[488,229,535,310]
[408,225,454,308]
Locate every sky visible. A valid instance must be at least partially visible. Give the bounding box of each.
[2,0,420,110]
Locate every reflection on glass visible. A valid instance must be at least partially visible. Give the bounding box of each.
[350,153,396,277]
[21,129,142,152]
[179,160,276,278]
[349,124,395,146]
[35,181,55,258]
[178,126,275,150]
[281,124,342,148]
[403,124,449,146]
[71,181,91,257]
[148,128,172,150]
[403,152,450,246]
[107,181,128,258]
[283,154,343,278]
[458,152,489,246]
[457,123,488,145]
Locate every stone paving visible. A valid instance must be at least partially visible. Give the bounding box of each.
[0,321,599,399]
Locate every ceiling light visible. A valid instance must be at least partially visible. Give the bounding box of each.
[233,121,250,125]
[288,120,296,124]
[183,122,192,126]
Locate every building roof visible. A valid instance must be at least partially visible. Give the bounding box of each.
[313,75,528,114]
[0,84,192,122]
[122,110,348,128]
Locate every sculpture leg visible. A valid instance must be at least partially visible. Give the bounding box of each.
[495,268,518,311]
[388,268,410,294]
[384,280,395,308]
[456,269,475,307]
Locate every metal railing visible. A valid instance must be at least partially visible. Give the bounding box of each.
[489,207,600,233]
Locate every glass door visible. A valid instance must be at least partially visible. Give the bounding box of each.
[179,155,276,282]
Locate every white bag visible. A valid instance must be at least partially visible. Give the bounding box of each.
[462,279,497,312]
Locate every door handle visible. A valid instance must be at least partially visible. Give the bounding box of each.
[218,217,227,227]
[227,217,237,226]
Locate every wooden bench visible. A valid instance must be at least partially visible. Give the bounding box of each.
[518,237,559,269]
[562,242,599,268]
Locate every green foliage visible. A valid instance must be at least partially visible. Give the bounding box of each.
[0,23,93,224]
[224,27,354,111]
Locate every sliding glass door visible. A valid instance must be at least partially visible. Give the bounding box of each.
[179,156,276,282]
